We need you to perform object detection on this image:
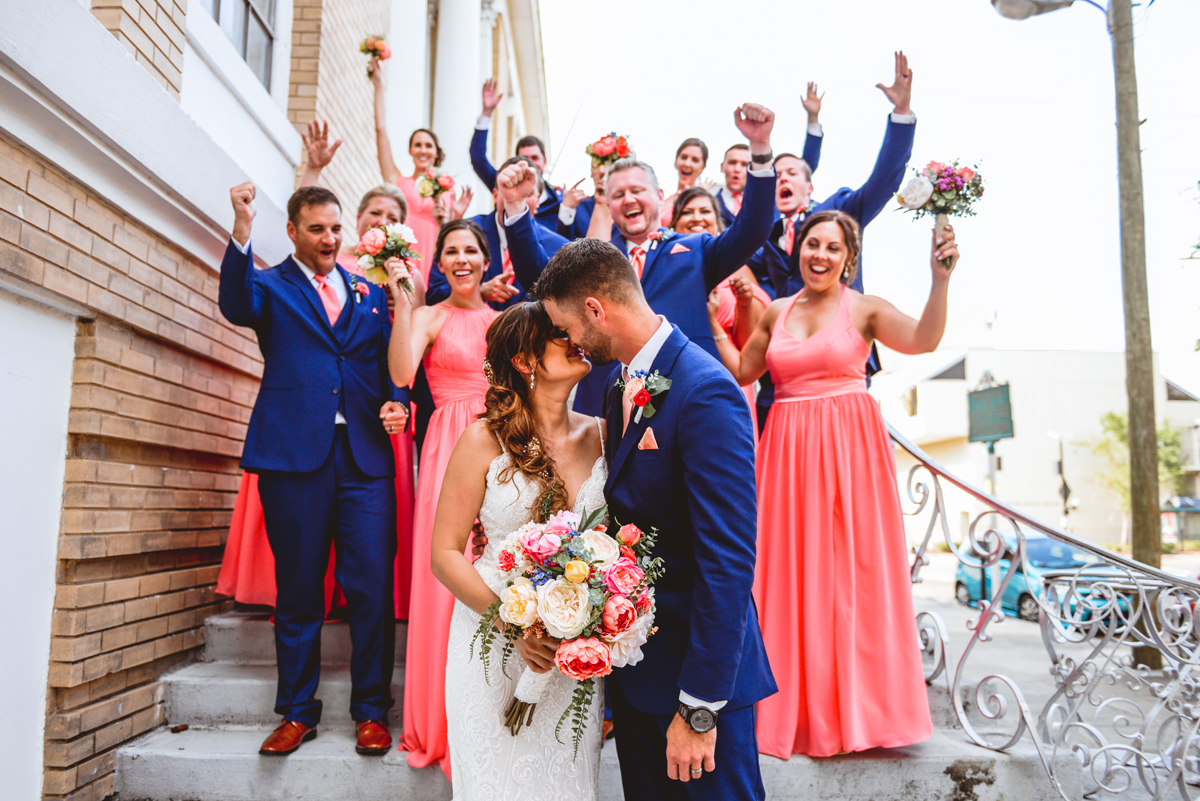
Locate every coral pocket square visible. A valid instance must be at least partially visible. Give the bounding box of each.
[669,243,690,255]
[372,307,379,314]
[638,427,659,450]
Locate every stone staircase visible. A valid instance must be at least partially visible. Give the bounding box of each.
[115,610,1082,801]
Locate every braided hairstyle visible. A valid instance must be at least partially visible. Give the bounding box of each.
[479,302,568,522]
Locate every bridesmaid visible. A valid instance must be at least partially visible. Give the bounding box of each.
[660,137,711,227]
[730,210,958,758]
[665,188,771,431]
[387,219,497,777]
[369,58,472,277]
[217,183,421,620]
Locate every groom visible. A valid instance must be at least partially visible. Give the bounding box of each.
[531,239,775,800]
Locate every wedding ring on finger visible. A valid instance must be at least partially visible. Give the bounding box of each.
[690,769,703,777]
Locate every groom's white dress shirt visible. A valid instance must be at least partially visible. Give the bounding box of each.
[621,314,727,714]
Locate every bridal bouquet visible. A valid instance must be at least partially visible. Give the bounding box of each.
[586,133,632,168]
[897,160,983,268]
[353,223,421,296]
[417,167,455,201]
[471,506,663,758]
[359,35,391,61]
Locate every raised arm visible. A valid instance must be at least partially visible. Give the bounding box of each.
[385,269,436,387]
[702,104,777,290]
[840,51,916,225]
[431,421,504,614]
[369,59,402,185]
[218,182,266,327]
[497,161,554,292]
[470,79,504,192]
[800,81,823,174]
[297,119,342,188]
[860,226,958,355]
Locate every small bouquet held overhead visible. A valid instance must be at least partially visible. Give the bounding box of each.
[417,167,455,201]
[360,35,391,73]
[586,133,632,168]
[353,223,421,297]
[897,160,983,268]
[471,506,663,759]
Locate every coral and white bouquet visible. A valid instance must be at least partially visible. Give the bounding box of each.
[352,223,421,296]
[471,506,663,758]
[897,160,984,267]
[360,35,390,75]
[585,133,632,168]
[416,167,455,201]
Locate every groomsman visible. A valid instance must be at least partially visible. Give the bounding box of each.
[218,184,408,757]
[426,156,569,310]
[748,50,917,429]
[501,103,778,416]
[470,79,562,233]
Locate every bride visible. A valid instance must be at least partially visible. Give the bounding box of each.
[426,301,606,799]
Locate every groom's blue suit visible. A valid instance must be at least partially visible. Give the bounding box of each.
[219,241,405,727]
[603,325,775,800]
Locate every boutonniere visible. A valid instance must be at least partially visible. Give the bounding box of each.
[614,369,672,424]
[645,229,676,251]
[348,275,371,303]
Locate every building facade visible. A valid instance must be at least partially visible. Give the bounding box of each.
[0,2,547,798]
[872,349,1200,549]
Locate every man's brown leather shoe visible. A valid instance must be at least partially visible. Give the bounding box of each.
[355,720,392,755]
[259,720,317,755]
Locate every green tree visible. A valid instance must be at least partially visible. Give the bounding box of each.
[1092,412,1190,513]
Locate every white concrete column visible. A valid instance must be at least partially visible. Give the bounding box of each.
[386,0,432,149]
[431,0,484,213]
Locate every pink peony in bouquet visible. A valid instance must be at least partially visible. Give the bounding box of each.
[471,506,663,758]
[585,133,632,168]
[352,222,422,297]
[897,159,984,268]
[360,35,391,65]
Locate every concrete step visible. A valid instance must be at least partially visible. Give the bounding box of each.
[198,611,407,667]
[116,725,1077,801]
[163,663,404,728]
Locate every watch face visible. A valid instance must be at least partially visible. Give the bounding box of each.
[691,708,715,732]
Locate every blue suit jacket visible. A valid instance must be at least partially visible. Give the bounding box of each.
[603,326,775,713]
[715,129,823,228]
[556,196,620,242]
[425,211,569,310]
[217,241,406,477]
[469,127,563,234]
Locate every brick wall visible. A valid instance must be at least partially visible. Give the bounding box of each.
[91,0,187,99]
[0,131,255,800]
[288,0,393,235]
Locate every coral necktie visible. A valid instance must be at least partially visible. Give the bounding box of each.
[729,191,743,215]
[783,218,795,256]
[629,246,646,280]
[314,274,341,325]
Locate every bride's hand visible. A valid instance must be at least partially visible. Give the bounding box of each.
[515,632,560,674]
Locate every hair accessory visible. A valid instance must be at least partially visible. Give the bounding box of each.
[482,359,496,385]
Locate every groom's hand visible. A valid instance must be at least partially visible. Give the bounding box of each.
[515,632,559,674]
[666,714,716,783]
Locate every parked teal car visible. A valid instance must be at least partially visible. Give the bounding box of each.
[955,534,1095,622]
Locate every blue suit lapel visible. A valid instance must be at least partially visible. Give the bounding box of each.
[639,231,668,283]
[282,258,339,343]
[334,263,363,344]
[611,232,628,257]
[604,327,688,494]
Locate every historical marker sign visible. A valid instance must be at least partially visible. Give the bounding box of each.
[968,384,1014,443]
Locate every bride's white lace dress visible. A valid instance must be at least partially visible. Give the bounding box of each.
[444,419,607,800]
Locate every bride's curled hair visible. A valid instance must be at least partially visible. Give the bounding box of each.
[479,302,568,522]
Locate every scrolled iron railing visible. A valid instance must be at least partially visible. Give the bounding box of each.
[891,423,1200,801]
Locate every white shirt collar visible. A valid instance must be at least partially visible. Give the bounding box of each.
[496,213,508,254]
[293,255,347,301]
[623,316,673,378]
[624,237,646,256]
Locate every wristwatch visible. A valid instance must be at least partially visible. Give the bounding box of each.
[749,150,774,165]
[678,702,718,733]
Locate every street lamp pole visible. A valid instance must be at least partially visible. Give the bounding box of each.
[1108,0,1161,575]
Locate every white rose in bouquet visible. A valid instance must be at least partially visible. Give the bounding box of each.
[386,222,417,245]
[536,578,591,639]
[580,530,621,568]
[897,176,934,210]
[603,610,654,668]
[357,254,374,271]
[498,577,539,627]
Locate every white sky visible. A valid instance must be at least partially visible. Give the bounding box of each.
[538,0,1200,395]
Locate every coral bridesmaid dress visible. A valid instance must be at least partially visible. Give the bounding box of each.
[754,286,932,759]
[401,304,497,778]
[712,275,773,436]
[396,175,440,277]
[215,254,417,619]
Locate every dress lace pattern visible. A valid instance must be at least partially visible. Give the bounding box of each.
[444,419,608,800]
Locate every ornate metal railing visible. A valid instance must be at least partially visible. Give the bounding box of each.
[892,424,1200,801]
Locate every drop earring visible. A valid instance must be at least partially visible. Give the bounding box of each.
[529,364,537,391]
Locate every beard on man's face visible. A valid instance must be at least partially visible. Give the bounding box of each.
[575,320,616,367]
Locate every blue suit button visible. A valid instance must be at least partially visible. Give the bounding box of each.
[332,387,339,395]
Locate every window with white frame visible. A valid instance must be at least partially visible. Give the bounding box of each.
[194,0,275,87]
